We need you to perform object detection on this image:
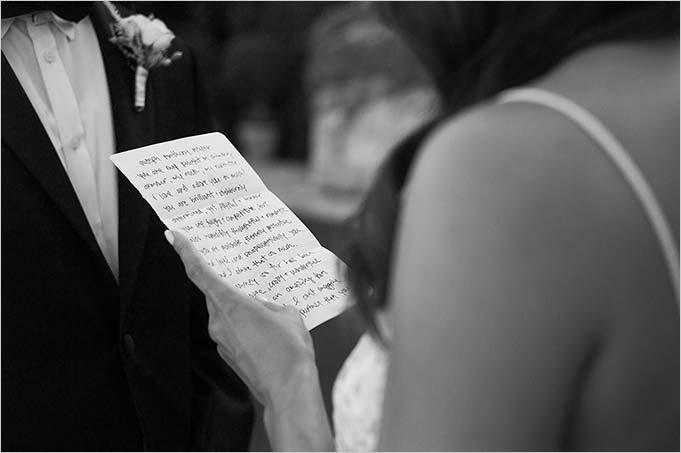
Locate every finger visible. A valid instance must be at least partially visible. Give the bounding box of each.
[165,230,226,297]
[167,230,250,316]
[261,299,286,312]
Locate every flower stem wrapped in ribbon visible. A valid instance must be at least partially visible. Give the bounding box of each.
[105,1,182,111]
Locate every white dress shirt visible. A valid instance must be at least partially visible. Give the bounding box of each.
[2,11,119,280]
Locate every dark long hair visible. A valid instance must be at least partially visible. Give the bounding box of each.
[346,1,680,339]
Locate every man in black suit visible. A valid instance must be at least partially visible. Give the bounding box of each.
[1,2,253,450]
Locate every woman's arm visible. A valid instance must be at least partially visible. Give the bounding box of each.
[263,361,334,451]
[379,103,614,450]
[168,231,334,451]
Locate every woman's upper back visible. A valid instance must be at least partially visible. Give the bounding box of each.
[379,38,679,450]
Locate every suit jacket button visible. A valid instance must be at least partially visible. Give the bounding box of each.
[123,333,135,357]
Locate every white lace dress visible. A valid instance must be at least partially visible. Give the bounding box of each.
[332,331,388,452]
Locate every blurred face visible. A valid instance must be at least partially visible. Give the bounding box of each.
[375,2,474,103]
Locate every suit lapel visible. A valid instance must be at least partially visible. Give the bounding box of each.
[91,2,155,305]
[1,55,113,279]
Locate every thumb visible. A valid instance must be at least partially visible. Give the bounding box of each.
[165,230,225,298]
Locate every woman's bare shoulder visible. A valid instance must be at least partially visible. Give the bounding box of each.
[397,99,623,329]
[382,97,678,450]
[406,99,637,238]
[382,102,609,449]
[412,99,615,191]
[404,99,673,313]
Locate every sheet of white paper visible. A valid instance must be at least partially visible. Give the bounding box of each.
[111,132,349,329]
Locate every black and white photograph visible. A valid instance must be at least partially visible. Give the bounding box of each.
[1,1,679,451]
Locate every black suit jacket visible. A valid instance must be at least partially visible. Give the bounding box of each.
[1,3,253,450]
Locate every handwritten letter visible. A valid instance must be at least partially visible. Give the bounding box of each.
[111,133,349,329]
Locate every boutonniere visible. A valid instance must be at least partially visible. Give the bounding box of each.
[104,1,182,111]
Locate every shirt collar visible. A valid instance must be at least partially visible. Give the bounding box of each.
[1,11,77,41]
[1,17,15,39]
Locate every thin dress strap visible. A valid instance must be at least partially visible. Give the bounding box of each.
[499,87,679,306]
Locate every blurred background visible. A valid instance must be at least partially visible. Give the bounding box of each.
[129,2,439,449]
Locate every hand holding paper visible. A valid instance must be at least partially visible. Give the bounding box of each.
[165,222,335,451]
[111,132,349,329]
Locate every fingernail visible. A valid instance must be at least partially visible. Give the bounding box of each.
[164,230,174,245]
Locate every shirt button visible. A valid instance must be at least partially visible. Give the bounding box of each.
[123,333,135,357]
[69,136,82,150]
[43,49,57,64]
